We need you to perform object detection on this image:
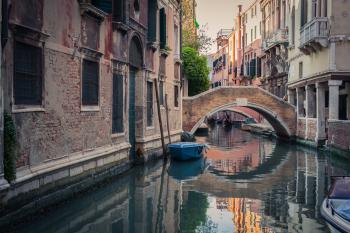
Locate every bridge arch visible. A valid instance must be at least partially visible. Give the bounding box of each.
[183,87,297,138]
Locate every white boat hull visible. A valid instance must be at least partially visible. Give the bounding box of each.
[321,199,350,233]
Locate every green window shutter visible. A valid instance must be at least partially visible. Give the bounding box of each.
[92,0,112,13]
[113,0,125,22]
[112,74,124,133]
[159,8,167,49]
[148,0,157,42]
[147,81,153,127]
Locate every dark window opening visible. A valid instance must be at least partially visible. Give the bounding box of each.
[299,62,303,79]
[112,74,124,133]
[159,8,167,49]
[174,85,179,108]
[159,81,164,106]
[92,0,112,13]
[82,59,99,106]
[339,94,347,120]
[113,0,126,23]
[14,41,42,105]
[147,81,153,127]
[325,91,329,108]
[300,0,308,27]
[148,0,157,42]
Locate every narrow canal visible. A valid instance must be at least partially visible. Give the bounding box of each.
[9,125,350,233]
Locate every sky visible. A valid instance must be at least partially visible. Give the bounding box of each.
[196,0,254,54]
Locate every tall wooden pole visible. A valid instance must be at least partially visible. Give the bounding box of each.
[154,79,166,158]
[165,94,172,144]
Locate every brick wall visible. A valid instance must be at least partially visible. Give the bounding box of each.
[328,120,350,151]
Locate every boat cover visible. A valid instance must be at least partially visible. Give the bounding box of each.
[329,177,350,199]
[335,200,350,221]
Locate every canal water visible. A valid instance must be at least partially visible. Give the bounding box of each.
[8,125,350,233]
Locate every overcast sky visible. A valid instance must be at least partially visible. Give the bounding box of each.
[196,0,253,54]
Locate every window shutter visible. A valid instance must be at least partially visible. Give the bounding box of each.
[14,41,42,105]
[112,73,124,133]
[148,0,157,42]
[82,60,99,106]
[257,57,262,77]
[159,8,167,49]
[147,82,153,126]
[250,59,256,77]
[113,0,125,22]
[159,81,164,106]
[92,0,112,13]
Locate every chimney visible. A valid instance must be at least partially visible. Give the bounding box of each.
[238,4,242,14]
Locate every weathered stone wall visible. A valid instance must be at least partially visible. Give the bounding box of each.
[306,118,317,141]
[328,120,350,151]
[297,118,306,139]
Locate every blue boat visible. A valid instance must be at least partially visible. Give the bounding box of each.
[168,142,207,161]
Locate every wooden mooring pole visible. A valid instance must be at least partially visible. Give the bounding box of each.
[154,79,167,158]
[165,94,172,144]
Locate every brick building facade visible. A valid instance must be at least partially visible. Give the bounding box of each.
[0,0,182,204]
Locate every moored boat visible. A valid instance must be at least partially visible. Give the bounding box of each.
[168,142,207,161]
[321,176,350,233]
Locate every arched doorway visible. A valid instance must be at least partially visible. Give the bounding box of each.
[129,35,143,160]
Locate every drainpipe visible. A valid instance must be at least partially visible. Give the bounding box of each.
[1,0,8,48]
[0,0,9,189]
[180,0,183,89]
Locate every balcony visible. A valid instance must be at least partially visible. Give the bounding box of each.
[299,17,329,54]
[262,29,288,51]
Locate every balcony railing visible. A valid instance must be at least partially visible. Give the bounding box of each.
[299,17,329,52]
[262,29,288,50]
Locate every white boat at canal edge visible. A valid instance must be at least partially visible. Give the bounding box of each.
[321,176,350,233]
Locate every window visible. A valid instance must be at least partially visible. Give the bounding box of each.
[159,8,167,49]
[299,62,303,79]
[159,80,164,106]
[251,8,254,17]
[291,7,295,45]
[14,41,42,105]
[300,0,308,27]
[251,29,253,42]
[82,59,99,106]
[148,0,157,42]
[174,25,179,56]
[92,0,112,13]
[174,85,179,108]
[254,26,257,39]
[112,74,124,133]
[113,0,126,23]
[147,81,153,127]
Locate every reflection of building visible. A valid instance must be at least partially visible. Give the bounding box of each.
[221,197,274,233]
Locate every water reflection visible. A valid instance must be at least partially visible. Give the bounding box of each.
[9,125,350,233]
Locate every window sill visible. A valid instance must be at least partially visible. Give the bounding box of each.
[146,126,155,130]
[174,107,180,111]
[12,106,45,113]
[81,105,100,112]
[111,132,125,138]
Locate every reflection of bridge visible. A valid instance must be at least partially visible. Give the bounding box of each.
[183,86,297,138]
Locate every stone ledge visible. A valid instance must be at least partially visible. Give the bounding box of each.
[8,143,131,199]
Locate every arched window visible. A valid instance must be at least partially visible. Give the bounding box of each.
[129,36,143,68]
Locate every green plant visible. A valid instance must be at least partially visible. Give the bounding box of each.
[4,112,17,182]
[182,47,210,96]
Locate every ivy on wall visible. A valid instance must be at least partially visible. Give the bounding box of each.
[4,112,17,182]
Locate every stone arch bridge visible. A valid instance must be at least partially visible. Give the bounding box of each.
[182,87,297,138]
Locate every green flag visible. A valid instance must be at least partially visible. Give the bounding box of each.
[194,18,199,29]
